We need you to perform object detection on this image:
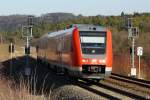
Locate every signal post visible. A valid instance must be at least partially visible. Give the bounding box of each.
[126,18,139,77]
[22,16,34,76]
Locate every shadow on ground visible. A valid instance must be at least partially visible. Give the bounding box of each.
[0,56,72,96]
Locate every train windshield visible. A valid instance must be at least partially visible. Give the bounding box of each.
[80,31,106,54]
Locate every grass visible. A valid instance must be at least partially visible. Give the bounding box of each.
[0,75,50,100]
[0,44,49,100]
[113,54,150,80]
[0,44,37,62]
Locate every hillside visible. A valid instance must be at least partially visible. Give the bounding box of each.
[0,13,76,32]
[0,15,27,32]
[40,13,76,23]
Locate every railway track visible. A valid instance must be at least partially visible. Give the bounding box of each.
[72,73,150,99]
[75,80,121,100]
[75,78,149,100]
[111,73,150,88]
[100,73,150,99]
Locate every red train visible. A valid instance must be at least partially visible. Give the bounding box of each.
[36,24,113,80]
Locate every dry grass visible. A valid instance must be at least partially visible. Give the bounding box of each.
[0,44,37,62]
[0,75,50,100]
[113,54,150,80]
[0,44,10,62]
[0,44,47,100]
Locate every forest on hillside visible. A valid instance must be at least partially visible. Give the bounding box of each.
[0,12,150,66]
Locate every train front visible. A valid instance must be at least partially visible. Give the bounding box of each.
[73,25,113,79]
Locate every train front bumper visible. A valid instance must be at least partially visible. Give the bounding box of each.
[69,70,111,79]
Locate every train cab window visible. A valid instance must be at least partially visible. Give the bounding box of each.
[80,31,106,54]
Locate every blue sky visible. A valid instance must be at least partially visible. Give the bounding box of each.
[0,0,149,16]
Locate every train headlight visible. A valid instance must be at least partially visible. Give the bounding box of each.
[102,60,106,63]
[99,60,106,63]
[82,59,88,63]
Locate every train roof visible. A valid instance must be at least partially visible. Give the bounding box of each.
[47,27,75,38]
[71,24,107,32]
[39,24,107,40]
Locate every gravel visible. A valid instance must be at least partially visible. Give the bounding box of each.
[51,85,104,100]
